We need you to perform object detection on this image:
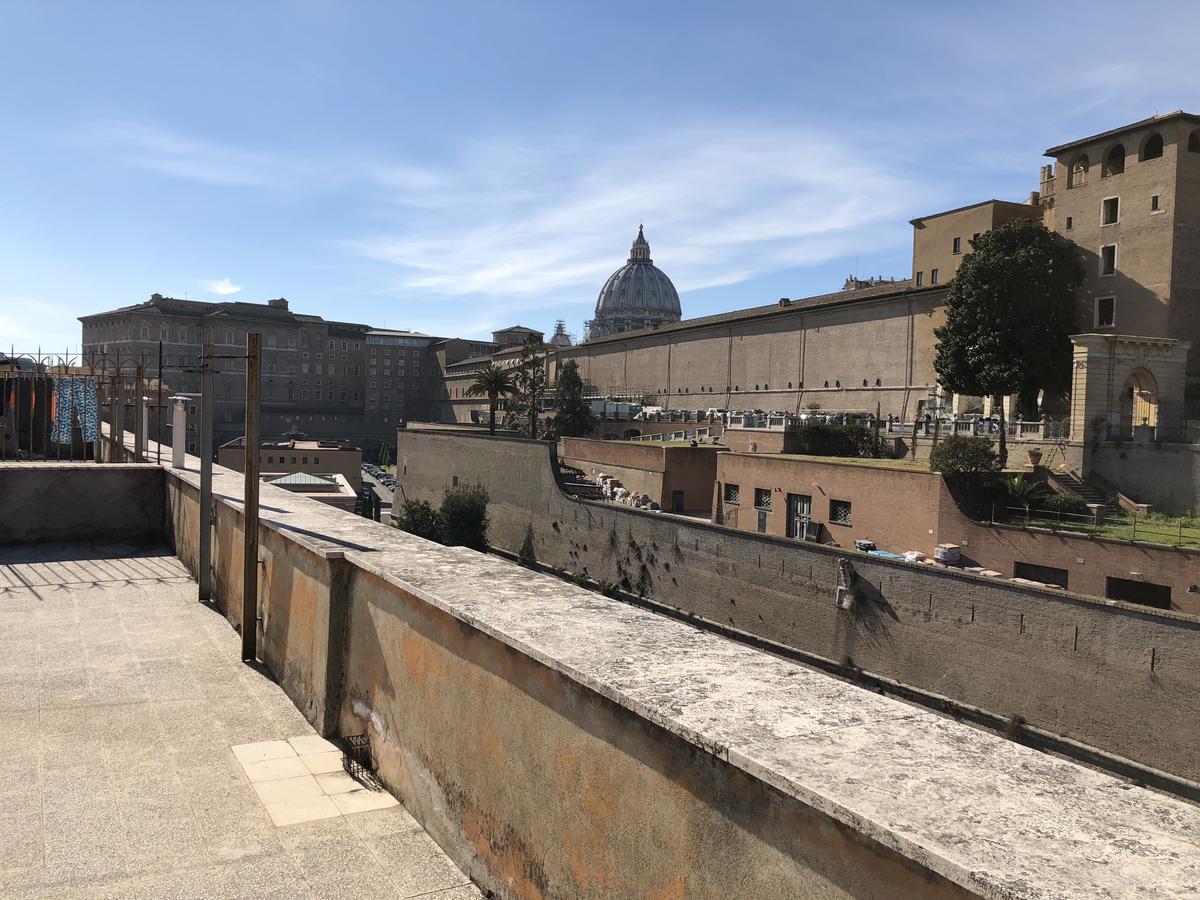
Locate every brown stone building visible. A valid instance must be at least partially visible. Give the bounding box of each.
[80,295,435,455]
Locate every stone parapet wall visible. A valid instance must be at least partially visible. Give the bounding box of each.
[395,429,1200,783]
[0,462,164,545]
[143,440,1200,898]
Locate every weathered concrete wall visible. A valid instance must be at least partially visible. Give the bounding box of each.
[163,464,345,733]
[142,438,1200,898]
[1090,441,1200,514]
[0,462,164,545]
[395,428,1200,782]
[337,563,975,900]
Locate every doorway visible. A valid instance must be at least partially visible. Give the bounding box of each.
[786,493,812,540]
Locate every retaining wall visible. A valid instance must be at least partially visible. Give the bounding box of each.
[0,462,164,545]
[136,441,1200,898]
[395,428,1200,783]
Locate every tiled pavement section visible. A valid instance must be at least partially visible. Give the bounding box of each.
[233,736,400,826]
[0,543,481,899]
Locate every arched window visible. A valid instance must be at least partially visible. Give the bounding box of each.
[1067,154,1089,187]
[160,323,169,341]
[1102,144,1125,177]
[178,325,188,343]
[139,322,150,340]
[1189,130,1200,153]
[1140,133,1164,161]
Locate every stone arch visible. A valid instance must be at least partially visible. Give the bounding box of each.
[1120,368,1158,433]
[1102,143,1125,177]
[1139,132,1164,161]
[622,428,641,439]
[1067,153,1089,187]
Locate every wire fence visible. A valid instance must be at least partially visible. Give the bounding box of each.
[964,501,1200,549]
[1,346,205,463]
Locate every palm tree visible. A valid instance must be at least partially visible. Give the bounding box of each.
[465,365,516,434]
[1004,474,1050,517]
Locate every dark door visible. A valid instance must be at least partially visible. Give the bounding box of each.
[671,490,684,513]
[786,493,812,539]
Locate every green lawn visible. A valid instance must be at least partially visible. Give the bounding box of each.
[1013,512,1200,549]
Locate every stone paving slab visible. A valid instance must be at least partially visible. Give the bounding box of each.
[0,543,480,900]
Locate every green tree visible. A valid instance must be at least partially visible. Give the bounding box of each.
[551,359,595,437]
[933,218,1083,467]
[929,435,1000,475]
[465,365,516,435]
[440,483,490,550]
[508,335,548,439]
[394,498,444,543]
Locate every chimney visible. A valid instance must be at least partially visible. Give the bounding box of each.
[268,297,288,310]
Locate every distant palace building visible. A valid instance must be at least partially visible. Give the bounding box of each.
[584,226,682,341]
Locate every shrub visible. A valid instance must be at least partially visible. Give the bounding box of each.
[394,499,444,543]
[1037,492,1089,516]
[793,423,875,458]
[440,483,490,551]
[518,523,537,568]
[929,435,1000,474]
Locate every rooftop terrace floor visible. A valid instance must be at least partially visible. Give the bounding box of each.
[0,542,481,900]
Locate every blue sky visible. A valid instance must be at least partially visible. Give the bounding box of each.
[3,1,1199,353]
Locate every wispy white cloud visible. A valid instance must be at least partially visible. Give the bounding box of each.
[352,124,927,306]
[84,119,931,331]
[204,277,242,296]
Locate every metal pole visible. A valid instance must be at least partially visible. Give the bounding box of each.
[242,334,261,662]
[133,362,145,462]
[110,373,123,461]
[199,344,215,603]
[156,341,163,464]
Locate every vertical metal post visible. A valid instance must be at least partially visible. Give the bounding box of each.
[199,344,215,603]
[110,373,123,461]
[133,362,145,462]
[242,334,261,662]
[156,341,163,464]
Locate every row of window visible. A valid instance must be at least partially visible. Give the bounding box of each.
[722,483,853,526]
[265,455,321,464]
[915,268,940,287]
[1064,130,1193,188]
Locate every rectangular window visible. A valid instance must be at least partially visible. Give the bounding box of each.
[301,457,308,464]
[754,488,771,510]
[952,236,961,254]
[1105,576,1171,609]
[1151,194,1161,212]
[301,390,308,400]
[723,483,740,504]
[915,271,923,287]
[328,340,335,350]
[1095,296,1115,328]
[1102,196,1119,225]
[829,499,852,526]
[1065,216,1072,230]
[1013,561,1068,589]
[267,334,277,348]
[1100,244,1116,276]
[930,268,939,285]
[972,232,980,242]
